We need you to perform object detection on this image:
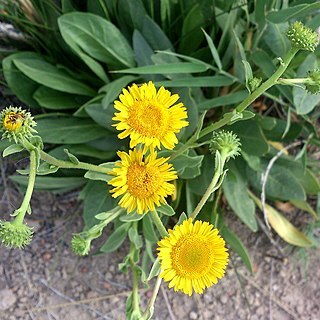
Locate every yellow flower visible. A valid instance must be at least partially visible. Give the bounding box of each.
[108,148,177,214]
[157,218,229,296]
[113,81,189,150]
[3,111,24,132]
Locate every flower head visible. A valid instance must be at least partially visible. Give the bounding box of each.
[108,148,177,214]
[210,130,241,160]
[113,81,189,150]
[305,69,320,94]
[71,234,91,256]
[0,220,33,248]
[0,106,37,142]
[157,218,228,296]
[286,21,319,52]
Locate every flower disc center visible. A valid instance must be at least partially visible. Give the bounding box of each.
[127,163,162,199]
[172,234,213,278]
[128,100,170,138]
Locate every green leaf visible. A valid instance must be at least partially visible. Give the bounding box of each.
[84,162,115,182]
[155,76,234,88]
[266,3,320,23]
[157,204,175,216]
[14,58,96,96]
[249,192,313,247]
[177,212,188,224]
[113,62,209,74]
[198,90,248,111]
[223,162,258,232]
[242,60,253,92]
[143,214,158,242]
[63,144,114,160]
[220,226,253,273]
[33,86,83,110]
[63,148,79,164]
[146,258,160,281]
[298,168,320,195]
[263,23,289,57]
[120,212,145,222]
[36,116,111,144]
[128,227,143,249]
[84,103,115,130]
[247,162,306,201]
[10,175,85,191]
[2,52,41,108]
[229,120,269,156]
[290,199,318,220]
[100,223,130,253]
[202,28,222,70]
[293,54,320,115]
[58,12,135,68]
[167,153,203,179]
[81,181,117,229]
[3,144,24,157]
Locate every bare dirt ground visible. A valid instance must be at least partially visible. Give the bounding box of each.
[0,156,319,320]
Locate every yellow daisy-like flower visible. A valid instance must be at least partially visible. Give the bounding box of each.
[157,218,229,296]
[113,81,189,150]
[108,148,177,214]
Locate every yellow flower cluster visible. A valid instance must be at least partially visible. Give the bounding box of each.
[108,81,188,214]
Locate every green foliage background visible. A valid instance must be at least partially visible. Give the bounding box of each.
[1,0,320,271]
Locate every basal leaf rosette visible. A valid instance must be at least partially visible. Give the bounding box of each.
[108,148,177,214]
[157,219,229,296]
[113,81,189,150]
[0,106,37,143]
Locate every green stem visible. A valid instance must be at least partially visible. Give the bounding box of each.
[189,153,227,221]
[40,150,112,174]
[150,211,168,237]
[142,275,162,320]
[235,48,299,113]
[12,150,37,226]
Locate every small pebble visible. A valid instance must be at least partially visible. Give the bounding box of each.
[189,311,198,319]
[0,289,17,310]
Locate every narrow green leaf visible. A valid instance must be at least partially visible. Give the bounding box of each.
[143,214,158,242]
[3,144,24,157]
[157,204,175,216]
[202,28,222,70]
[290,199,318,220]
[84,162,115,182]
[220,226,253,273]
[120,212,145,222]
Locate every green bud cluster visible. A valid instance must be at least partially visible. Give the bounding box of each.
[210,130,241,160]
[71,234,92,256]
[0,221,33,248]
[286,22,319,52]
[248,77,262,92]
[0,106,37,143]
[306,69,320,94]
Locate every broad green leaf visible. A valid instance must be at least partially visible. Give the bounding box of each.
[10,175,85,191]
[229,120,269,156]
[14,58,96,96]
[250,192,313,247]
[293,54,320,115]
[81,181,117,229]
[85,103,115,130]
[266,3,320,23]
[263,22,289,57]
[297,168,320,195]
[202,28,222,70]
[198,90,248,111]
[128,227,143,249]
[113,62,209,74]
[36,116,110,144]
[223,162,257,232]
[33,86,83,110]
[247,162,306,201]
[84,162,115,182]
[58,12,135,68]
[143,214,158,242]
[290,199,318,219]
[2,52,41,108]
[100,223,130,253]
[3,144,24,157]
[220,226,253,272]
[155,76,234,88]
[157,204,175,216]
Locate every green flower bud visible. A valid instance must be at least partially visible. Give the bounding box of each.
[0,220,33,248]
[248,77,262,92]
[71,234,91,256]
[210,130,241,160]
[0,106,37,143]
[286,22,319,52]
[305,69,320,94]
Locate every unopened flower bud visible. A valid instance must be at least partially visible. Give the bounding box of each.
[305,69,320,94]
[0,220,33,248]
[286,22,319,52]
[71,234,91,256]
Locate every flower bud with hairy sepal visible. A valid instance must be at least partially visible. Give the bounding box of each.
[286,22,319,52]
[0,106,37,143]
[71,234,91,256]
[305,69,320,94]
[0,220,33,248]
[210,130,241,160]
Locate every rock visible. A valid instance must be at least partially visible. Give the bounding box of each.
[220,294,228,304]
[189,311,198,319]
[0,289,17,310]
